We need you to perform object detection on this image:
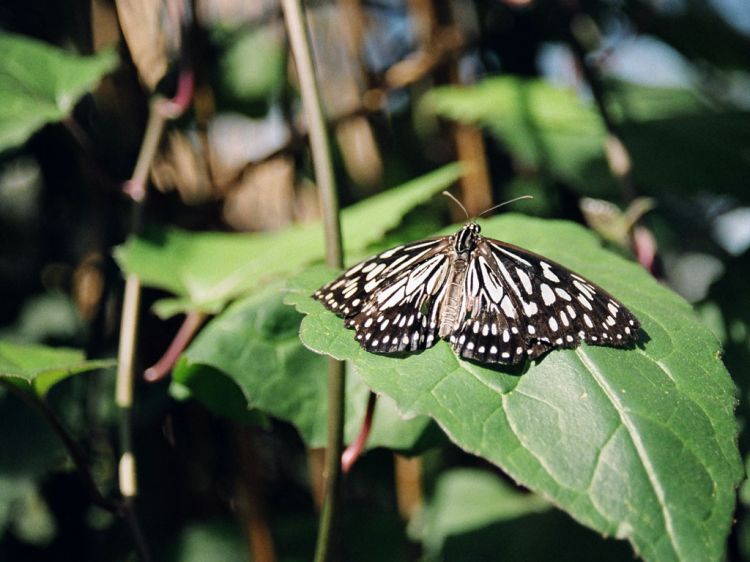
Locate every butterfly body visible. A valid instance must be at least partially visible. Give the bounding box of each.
[313,222,640,365]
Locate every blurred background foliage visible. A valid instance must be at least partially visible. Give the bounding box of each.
[0,0,749,560]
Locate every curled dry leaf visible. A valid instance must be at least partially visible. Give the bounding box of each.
[73,252,105,322]
[335,116,383,189]
[298,5,364,120]
[115,0,181,90]
[207,110,291,188]
[150,131,213,204]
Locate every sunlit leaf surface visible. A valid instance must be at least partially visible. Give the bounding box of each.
[0,33,118,152]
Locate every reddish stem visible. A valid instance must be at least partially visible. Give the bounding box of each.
[159,68,195,118]
[341,392,377,473]
[144,311,207,382]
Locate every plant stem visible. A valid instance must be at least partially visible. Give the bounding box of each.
[115,66,194,561]
[280,1,345,560]
[281,0,343,268]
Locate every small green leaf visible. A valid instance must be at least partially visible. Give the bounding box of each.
[115,164,462,316]
[418,468,549,555]
[161,520,247,562]
[173,284,434,451]
[0,33,118,152]
[219,27,285,103]
[0,340,114,397]
[288,215,742,562]
[423,78,611,194]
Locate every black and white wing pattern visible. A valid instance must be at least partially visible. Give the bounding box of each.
[313,238,453,353]
[451,238,639,364]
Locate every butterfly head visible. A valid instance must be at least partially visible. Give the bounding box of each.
[454,222,481,254]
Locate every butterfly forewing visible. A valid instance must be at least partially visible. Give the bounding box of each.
[314,224,640,366]
[314,238,453,353]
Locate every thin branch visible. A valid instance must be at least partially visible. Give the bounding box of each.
[561,8,638,203]
[0,380,118,514]
[280,1,346,561]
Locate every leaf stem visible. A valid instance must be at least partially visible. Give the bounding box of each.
[342,392,377,474]
[143,311,207,382]
[280,1,345,560]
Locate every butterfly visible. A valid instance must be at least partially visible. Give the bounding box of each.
[313,195,640,365]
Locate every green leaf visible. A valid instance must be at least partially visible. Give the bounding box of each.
[418,467,549,556]
[424,78,750,200]
[219,27,285,103]
[115,164,462,316]
[419,467,634,561]
[423,78,612,195]
[0,340,114,397]
[287,215,742,562]
[0,33,118,152]
[161,520,247,562]
[173,284,434,451]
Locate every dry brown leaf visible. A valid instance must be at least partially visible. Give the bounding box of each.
[151,131,213,204]
[222,157,296,231]
[115,0,181,90]
[335,116,383,189]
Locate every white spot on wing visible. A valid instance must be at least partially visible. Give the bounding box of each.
[379,245,404,259]
[516,268,533,294]
[540,284,556,306]
[500,296,516,318]
[555,288,572,301]
[541,262,560,282]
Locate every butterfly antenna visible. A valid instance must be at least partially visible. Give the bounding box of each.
[478,195,534,218]
[442,191,470,220]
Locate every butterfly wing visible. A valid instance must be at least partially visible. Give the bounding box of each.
[451,237,640,364]
[313,238,453,353]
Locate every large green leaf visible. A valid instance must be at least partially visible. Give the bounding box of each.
[173,284,434,451]
[115,164,462,317]
[0,340,114,397]
[424,78,750,199]
[0,33,118,152]
[286,215,742,562]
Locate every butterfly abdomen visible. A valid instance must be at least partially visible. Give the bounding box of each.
[438,256,468,337]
